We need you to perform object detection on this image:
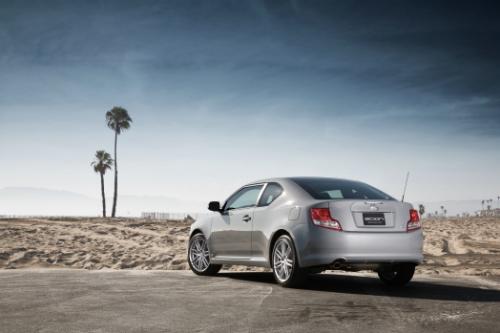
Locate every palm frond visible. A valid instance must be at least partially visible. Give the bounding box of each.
[91,150,114,174]
[105,106,133,134]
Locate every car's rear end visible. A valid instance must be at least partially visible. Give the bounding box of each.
[304,199,423,268]
[289,178,423,275]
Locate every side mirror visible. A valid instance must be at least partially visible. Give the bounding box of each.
[208,201,221,212]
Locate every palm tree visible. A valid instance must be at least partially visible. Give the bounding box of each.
[91,150,113,217]
[106,106,133,217]
[418,204,425,217]
[486,199,493,211]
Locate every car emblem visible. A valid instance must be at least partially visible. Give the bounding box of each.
[369,205,379,211]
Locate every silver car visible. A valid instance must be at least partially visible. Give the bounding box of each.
[188,177,423,287]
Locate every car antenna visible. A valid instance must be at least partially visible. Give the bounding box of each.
[401,171,410,202]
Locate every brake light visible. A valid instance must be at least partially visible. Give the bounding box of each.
[407,209,421,231]
[310,208,342,231]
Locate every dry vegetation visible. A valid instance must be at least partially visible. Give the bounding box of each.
[0,216,499,275]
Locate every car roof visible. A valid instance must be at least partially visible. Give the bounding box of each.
[246,176,360,186]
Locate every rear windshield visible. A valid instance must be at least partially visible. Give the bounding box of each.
[291,178,395,200]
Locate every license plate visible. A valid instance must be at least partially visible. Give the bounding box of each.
[363,213,386,225]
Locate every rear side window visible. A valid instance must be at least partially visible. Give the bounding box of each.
[291,178,394,200]
[224,185,263,210]
[258,183,283,207]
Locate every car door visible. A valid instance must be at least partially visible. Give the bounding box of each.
[210,184,264,259]
[251,182,284,259]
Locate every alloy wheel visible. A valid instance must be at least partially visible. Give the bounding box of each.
[273,238,294,282]
[189,235,210,272]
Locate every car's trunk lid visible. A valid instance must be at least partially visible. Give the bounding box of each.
[329,200,412,232]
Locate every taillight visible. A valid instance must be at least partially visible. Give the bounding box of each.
[310,208,342,231]
[407,209,421,232]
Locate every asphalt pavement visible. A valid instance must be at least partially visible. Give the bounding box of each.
[0,270,499,333]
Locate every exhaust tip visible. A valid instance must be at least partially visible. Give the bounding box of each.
[331,258,346,269]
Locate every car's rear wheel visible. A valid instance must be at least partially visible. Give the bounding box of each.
[272,235,307,288]
[188,233,221,275]
[377,263,415,287]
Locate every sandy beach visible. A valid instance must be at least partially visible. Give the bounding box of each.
[418,216,500,276]
[0,216,498,275]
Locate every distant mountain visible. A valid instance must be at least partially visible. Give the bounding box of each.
[0,187,205,216]
[0,187,490,218]
[111,194,206,216]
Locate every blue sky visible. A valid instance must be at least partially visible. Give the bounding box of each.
[1,0,499,204]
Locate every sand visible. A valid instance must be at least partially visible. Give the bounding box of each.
[418,216,500,276]
[0,216,499,275]
[0,218,190,270]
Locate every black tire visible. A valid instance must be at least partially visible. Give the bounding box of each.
[377,263,415,287]
[188,233,222,276]
[271,235,307,288]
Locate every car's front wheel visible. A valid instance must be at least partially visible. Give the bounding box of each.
[272,235,307,288]
[188,233,221,275]
[377,263,415,287]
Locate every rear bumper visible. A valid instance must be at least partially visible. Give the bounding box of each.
[298,228,423,268]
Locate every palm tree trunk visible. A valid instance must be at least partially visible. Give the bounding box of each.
[111,130,118,217]
[100,172,106,217]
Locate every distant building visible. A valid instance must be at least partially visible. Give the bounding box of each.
[141,212,207,221]
[479,208,500,217]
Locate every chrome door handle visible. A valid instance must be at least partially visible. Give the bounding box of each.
[242,215,252,222]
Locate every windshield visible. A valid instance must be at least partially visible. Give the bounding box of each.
[291,178,395,200]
